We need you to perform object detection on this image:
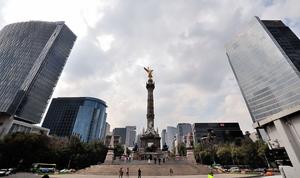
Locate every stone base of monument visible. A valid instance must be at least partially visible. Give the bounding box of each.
[103,149,114,164]
[186,148,196,164]
[132,152,139,160]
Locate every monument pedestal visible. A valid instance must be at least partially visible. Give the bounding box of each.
[186,148,196,164]
[140,134,161,150]
[133,152,139,160]
[104,149,114,164]
[139,133,161,160]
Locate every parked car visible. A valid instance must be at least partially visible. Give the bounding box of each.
[228,167,240,173]
[0,169,10,176]
[8,168,16,174]
[59,169,71,173]
[254,168,266,172]
[0,169,6,177]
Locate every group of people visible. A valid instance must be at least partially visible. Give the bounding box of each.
[153,157,165,164]
[118,167,174,177]
[119,167,141,178]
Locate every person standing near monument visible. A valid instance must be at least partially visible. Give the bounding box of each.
[169,168,173,176]
[138,168,142,178]
[119,167,123,178]
[126,167,129,177]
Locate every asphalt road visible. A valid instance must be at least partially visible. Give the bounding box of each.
[6,173,41,178]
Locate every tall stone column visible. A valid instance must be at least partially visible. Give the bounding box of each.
[146,79,155,130]
[140,67,161,153]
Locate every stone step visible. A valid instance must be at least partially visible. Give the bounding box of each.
[77,164,211,176]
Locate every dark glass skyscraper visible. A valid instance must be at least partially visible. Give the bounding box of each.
[226,17,300,176]
[42,97,107,142]
[113,128,126,145]
[0,21,76,124]
[192,123,243,144]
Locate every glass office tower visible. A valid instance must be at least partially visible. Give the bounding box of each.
[176,123,192,143]
[0,21,76,124]
[166,126,177,151]
[226,17,300,176]
[227,17,300,122]
[125,126,136,147]
[42,97,107,142]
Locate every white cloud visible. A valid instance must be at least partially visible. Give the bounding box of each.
[97,34,115,51]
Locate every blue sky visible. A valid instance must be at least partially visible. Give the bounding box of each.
[0,0,299,133]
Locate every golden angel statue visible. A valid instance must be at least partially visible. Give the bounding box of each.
[144,67,153,79]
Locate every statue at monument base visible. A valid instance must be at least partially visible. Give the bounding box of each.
[104,134,115,164]
[103,148,114,164]
[186,148,196,164]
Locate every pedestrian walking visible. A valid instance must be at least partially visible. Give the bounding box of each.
[126,167,129,176]
[138,168,142,178]
[169,168,173,176]
[158,158,161,165]
[208,171,214,178]
[119,167,124,178]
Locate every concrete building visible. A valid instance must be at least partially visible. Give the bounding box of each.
[8,120,49,135]
[166,126,177,151]
[105,122,111,136]
[42,97,107,142]
[176,123,192,143]
[0,21,76,137]
[249,131,259,142]
[125,126,136,147]
[192,122,243,145]
[226,16,300,177]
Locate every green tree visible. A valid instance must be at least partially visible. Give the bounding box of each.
[0,133,108,170]
[0,133,51,170]
[193,136,269,168]
[216,144,232,165]
[178,143,187,156]
[114,144,124,158]
[194,143,215,165]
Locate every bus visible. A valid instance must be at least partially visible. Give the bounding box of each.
[31,163,56,173]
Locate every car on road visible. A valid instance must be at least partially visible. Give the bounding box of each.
[254,168,265,172]
[228,167,240,173]
[32,163,56,174]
